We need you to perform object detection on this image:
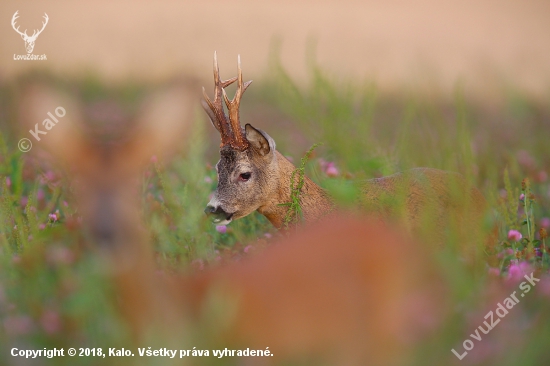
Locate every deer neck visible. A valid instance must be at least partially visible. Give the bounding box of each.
[258,151,333,228]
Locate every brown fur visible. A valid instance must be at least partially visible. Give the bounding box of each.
[211,137,488,241]
[258,151,333,228]
[182,215,447,365]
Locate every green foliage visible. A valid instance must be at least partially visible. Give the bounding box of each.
[0,62,549,365]
[279,143,321,228]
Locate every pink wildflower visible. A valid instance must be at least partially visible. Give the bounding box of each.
[36,189,45,201]
[49,213,58,222]
[488,268,500,276]
[216,225,227,234]
[150,155,158,163]
[3,315,33,336]
[40,310,61,335]
[244,245,254,253]
[540,217,550,229]
[44,170,56,182]
[508,230,522,242]
[507,261,531,282]
[5,177,11,187]
[519,193,525,201]
[20,196,28,207]
[38,223,46,230]
[325,163,339,177]
[517,150,535,168]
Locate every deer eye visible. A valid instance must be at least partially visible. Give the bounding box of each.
[239,172,251,181]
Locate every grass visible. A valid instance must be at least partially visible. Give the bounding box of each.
[0,58,549,365]
[279,142,322,228]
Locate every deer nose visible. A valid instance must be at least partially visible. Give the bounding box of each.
[204,205,232,223]
[204,205,218,215]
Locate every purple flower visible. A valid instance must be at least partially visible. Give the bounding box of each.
[541,217,550,229]
[325,164,339,177]
[216,225,227,234]
[320,159,339,177]
[519,193,525,201]
[49,213,58,222]
[508,230,523,242]
[507,261,531,282]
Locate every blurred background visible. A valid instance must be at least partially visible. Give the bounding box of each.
[1,0,550,100]
[1,1,550,365]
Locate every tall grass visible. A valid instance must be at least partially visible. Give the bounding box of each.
[0,61,549,365]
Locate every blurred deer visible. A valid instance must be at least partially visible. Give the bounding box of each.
[202,54,489,255]
[181,214,446,365]
[17,77,446,365]
[17,81,197,338]
[11,11,49,53]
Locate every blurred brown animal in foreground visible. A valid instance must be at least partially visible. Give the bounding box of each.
[16,80,446,365]
[181,215,446,365]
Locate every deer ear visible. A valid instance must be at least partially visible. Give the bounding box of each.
[245,124,275,157]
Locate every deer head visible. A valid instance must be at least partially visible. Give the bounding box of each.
[12,11,49,53]
[202,53,282,225]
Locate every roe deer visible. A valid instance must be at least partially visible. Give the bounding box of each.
[17,81,197,339]
[16,78,446,365]
[202,54,488,249]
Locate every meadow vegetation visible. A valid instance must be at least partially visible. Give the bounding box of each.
[0,57,549,365]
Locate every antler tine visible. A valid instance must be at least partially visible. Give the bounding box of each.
[222,55,253,150]
[213,51,238,88]
[202,52,238,146]
[33,13,49,38]
[11,11,27,37]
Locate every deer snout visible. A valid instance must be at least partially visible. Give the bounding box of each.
[204,204,233,225]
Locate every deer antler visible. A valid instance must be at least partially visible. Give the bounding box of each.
[11,11,28,38]
[202,52,238,147]
[222,55,252,150]
[30,13,49,40]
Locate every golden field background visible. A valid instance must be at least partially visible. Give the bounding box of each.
[1,0,549,101]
